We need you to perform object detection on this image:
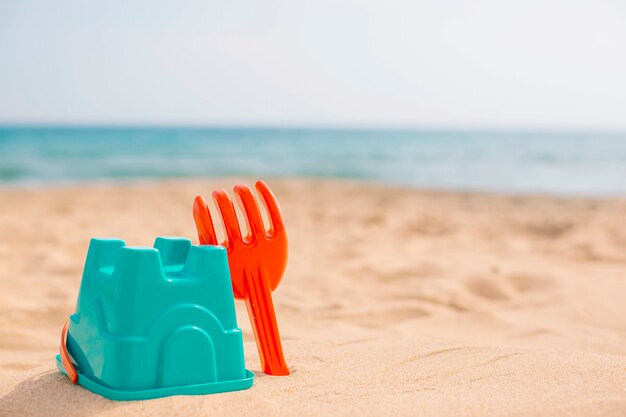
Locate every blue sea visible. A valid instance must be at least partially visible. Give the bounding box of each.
[1,127,625,196]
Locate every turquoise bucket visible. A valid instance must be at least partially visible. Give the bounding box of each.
[56,237,254,400]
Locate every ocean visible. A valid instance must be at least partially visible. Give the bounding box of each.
[1,126,625,196]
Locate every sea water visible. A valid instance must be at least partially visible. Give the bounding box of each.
[1,126,625,196]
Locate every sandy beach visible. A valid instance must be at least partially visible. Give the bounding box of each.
[0,178,625,417]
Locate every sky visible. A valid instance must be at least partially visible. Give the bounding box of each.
[0,0,625,129]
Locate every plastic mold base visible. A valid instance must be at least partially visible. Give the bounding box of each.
[56,355,254,401]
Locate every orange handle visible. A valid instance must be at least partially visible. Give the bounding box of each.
[60,320,78,383]
[244,268,289,376]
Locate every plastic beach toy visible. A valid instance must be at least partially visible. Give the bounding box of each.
[193,180,290,376]
[56,237,254,400]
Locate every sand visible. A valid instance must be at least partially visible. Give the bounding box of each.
[0,178,625,417]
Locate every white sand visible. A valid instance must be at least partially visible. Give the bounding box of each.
[1,179,625,416]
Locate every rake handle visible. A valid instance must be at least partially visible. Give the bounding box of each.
[244,267,289,376]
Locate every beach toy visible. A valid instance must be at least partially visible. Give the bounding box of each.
[56,237,254,400]
[193,180,290,376]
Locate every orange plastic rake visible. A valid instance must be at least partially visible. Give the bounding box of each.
[193,180,290,376]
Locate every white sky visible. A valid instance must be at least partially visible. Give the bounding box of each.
[1,0,625,129]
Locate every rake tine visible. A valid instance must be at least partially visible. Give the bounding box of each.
[255,180,285,236]
[234,184,265,243]
[192,195,218,245]
[212,189,242,249]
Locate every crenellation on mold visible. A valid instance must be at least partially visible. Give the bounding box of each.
[85,238,126,273]
[153,237,192,267]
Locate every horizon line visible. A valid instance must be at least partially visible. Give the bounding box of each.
[1,122,626,135]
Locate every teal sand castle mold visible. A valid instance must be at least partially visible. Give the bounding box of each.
[55,237,254,400]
